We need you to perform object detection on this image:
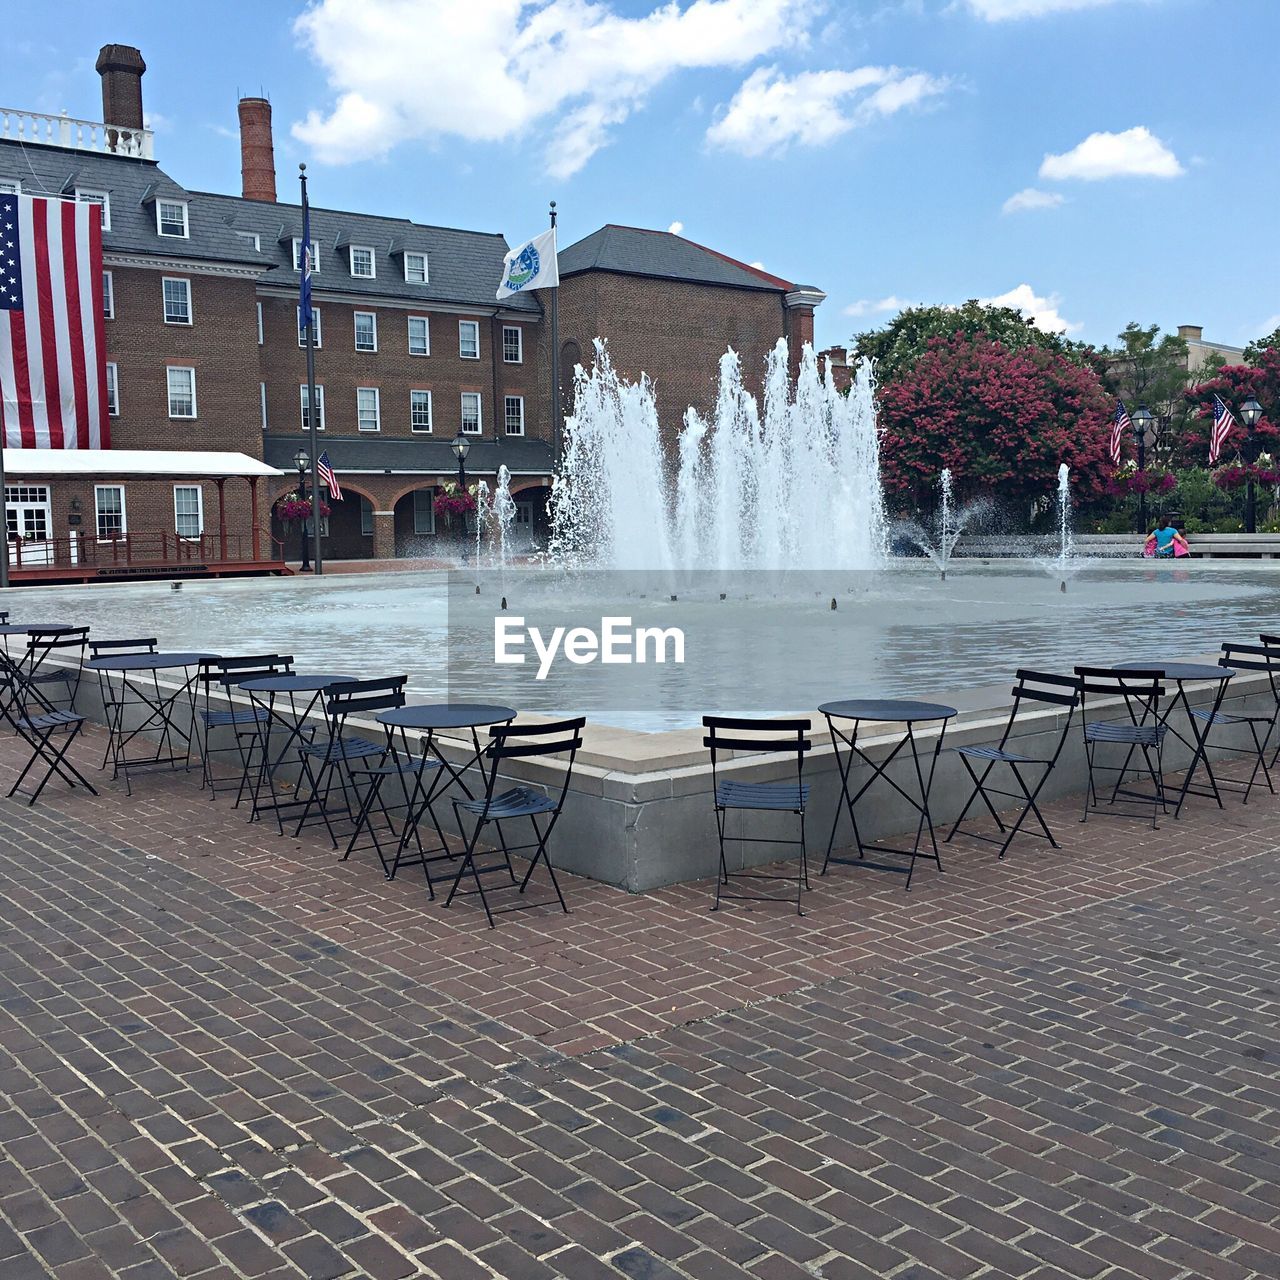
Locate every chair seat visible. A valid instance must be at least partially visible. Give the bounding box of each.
[29,670,75,684]
[200,707,270,728]
[301,736,385,763]
[956,744,1040,764]
[1189,708,1268,726]
[19,709,85,732]
[715,780,809,811]
[457,786,556,820]
[350,756,420,778]
[1084,721,1165,746]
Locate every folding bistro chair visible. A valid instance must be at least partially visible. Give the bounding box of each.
[87,639,158,769]
[293,676,412,850]
[1076,666,1167,827]
[22,626,89,713]
[0,648,96,805]
[947,670,1080,859]
[445,717,586,928]
[195,655,294,803]
[703,716,812,915]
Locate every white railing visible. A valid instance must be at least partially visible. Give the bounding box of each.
[0,107,154,160]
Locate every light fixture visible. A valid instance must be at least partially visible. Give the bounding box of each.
[451,432,471,461]
[1132,405,1156,449]
[294,448,309,475]
[1240,397,1263,429]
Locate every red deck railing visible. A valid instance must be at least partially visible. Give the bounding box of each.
[7,532,268,570]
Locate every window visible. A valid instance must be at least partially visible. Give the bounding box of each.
[0,178,20,195]
[167,367,196,418]
[156,199,189,238]
[300,383,325,431]
[95,485,125,540]
[357,387,381,432]
[407,315,430,356]
[461,392,482,434]
[410,389,432,433]
[105,363,119,416]
[504,395,525,436]
[459,320,480,359]
[174,485,203,539]
[235,230,261,252]
[412,489,435,535]
[349,245,375,278]
[256,302,263,345]
[360,496,374,536]
[298,305,322,348]
[102,271,114,320]
[292,238,319,272]
[75,188,110,230]
[354,311,377,352]
[260,382,267,430]
[162,277,192,325]
[502,325,523,364]
[403,251,428,284]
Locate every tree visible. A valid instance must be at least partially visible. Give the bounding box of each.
[1180,349,1280,468]
[1096,323,1191,466]
[852,301,1098,386]
[1244,325,1280,366]
[876,330,1114,510]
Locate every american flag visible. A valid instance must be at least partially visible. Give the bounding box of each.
[317,450,342,500]
[0,193,110,449]
[1210,394,1236,465]
[1111,400,1131,466]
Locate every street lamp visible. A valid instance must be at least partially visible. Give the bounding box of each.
[293,447,311,572]
[451,432,470,489]
[1131,405,1157,534]
[1240,396,1264,534]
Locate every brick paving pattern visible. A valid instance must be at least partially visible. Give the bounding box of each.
[0,726,1276,1279]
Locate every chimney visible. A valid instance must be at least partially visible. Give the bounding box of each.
[238,97,277,202]
[1178,324,1204,342]
[95,44,146,130]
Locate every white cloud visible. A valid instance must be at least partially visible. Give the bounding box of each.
[749,260,766,269]
[1001,187,1065,214]
[1039,126,1183,181]
[980,283,1081,334]
[292,0,818,177]
[668,220,685,235]
[843,294,918,317]
[966,0,1147,18]
[706,65,949,157]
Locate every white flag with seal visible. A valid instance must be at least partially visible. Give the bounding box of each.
[497,227,559,299]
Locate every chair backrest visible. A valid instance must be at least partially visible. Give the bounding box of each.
[702,715,812,792]
[1223,640,1280,703]
[201,653,294,688]
[481,716,587,811]
[89,637,157,660]
[28,626,88,655]
[1000,669,1081,753]
[1074,666,1164,726]
[322,676,407,731]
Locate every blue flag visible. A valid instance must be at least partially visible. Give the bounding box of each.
[299,198,313,333]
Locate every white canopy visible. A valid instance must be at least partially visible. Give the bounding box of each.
[1,448,282,478]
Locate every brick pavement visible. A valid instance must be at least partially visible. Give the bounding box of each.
[0,725,1277,1279]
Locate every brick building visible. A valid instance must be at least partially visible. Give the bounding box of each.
[0,45,826,566]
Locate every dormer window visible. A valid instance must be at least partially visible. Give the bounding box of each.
[235,230,261,252]
[156,199,189,238]
[292,238,320,272]
[349,245,375,278]
[403,251,428,284]
[75,188,111,231]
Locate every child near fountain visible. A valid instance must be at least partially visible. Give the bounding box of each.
[1145,516,1189,559]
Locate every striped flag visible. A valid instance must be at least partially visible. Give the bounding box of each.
[1210,394,1236,465]
[299,197,314,334]
[317,450,342,500]
[1111,400,1131,466]
[0,193,110,448]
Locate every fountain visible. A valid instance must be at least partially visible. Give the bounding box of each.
[1052,462,1073,590]
[548,339,885,572]
[894,468,994,579]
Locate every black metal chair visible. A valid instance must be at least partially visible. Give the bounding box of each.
[703,716,812,916]
[1076,667,1167,828]
[293,676,413,850]
[445,717,586,928]
[22,626,89,713]
[87,639,158,769]
[196,655,294,803]
[0,648,96,805]
[947,670,1081,859]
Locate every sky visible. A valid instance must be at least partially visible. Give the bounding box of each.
[5,0,1278,352]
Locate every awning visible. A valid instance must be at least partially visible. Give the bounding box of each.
[1,449,283,479]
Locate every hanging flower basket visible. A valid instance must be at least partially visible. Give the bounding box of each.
[275,492,331,523]
[434,482,479,524]
[1209,463,1280,491]
[1105,468,1176,497]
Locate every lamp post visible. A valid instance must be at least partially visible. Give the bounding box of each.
[293,448,311,572]
[1240,396,1264,534]
[1132,405,1157,534]
[451,431,470,490]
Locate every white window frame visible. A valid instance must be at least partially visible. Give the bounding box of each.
[461,391,482,435]
[403,251,428,284]
[407,315,430,356]
[458,320,480,360]
[162,276,192,326]
[502,325,523,364]
[356,386,381,433]
[504,395,525,437]
[166,366,197,419]
[300,383,326,431]
[256,301,263,345]
[360,496,374,536]
[354,311,377,352]
[102,271,114,320]
[236,230,261,252]
[412,489,436,535]
[105,362,119,417]
[75,188,111,231]
[410,389,433,433]
[292,238,319,272]
[174,485,204,539]
[298,305,322,348]
[349,244,376,279]
[156,199,189,238]
[94,484,126,541]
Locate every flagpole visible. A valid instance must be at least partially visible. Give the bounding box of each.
[549,201,561,461]
[300,164,323,576]
[0,439,8,589]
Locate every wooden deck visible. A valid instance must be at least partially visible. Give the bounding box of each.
[6,532,290,585]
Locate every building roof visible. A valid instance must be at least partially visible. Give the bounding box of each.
[262,434,554,478]
[2,448,281,477]
[558,224,796,293]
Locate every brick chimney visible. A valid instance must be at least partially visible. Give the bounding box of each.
[95,44,146,130]
[237,97,277,202]
[1177,324,1204,342]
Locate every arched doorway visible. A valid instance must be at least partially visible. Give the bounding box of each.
[392,486,443,557]
[509,483,551,552]
[269,483,378,562]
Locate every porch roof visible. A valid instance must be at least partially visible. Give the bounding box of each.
[2,449,282,479]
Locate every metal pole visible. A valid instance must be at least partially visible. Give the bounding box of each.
[300,165,323,575]
[1137,434,1147,535]
[1247,475,1257,535]
[297,466,311,572]
[549,201,561,462]
[0,438,8,589]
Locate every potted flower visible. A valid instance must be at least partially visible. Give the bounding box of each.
[433,481,479,530]
[275,491,331,524]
